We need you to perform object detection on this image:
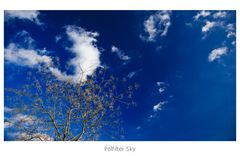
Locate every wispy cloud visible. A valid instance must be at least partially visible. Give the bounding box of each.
[55,35,62,43]
[146,81,170,121]
[111,45,131,61]
[5,43,52,68]
[194,10,211,21]
[4,30,52,68]
[191,11,235,63]
[127,71,136,79]
[201,21,216,33]
[141,11,172,42]
[5,10,42,25]
[127,69,142,79]
[136,126,141,131]
[226,24,236,38]
[4,108,53,140]
[13,30,36,48]
[192,11,235,39]
[4,113,37,129]
[8,132,54,141]
[213,11,227,19]
[156,81,166,93]
[153,101,168,112]
[4,107,13,113]
[208,47,228,62]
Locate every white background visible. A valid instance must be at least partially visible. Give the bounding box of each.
[0,0,239,156]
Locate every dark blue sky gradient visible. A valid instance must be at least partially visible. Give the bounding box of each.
[4,11,236,141]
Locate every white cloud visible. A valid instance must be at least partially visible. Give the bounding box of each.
[208,47,228,62]
[127,71,136,79]
[4,107,13,113]
[227,31,236,38]
[111,45,131,61]
[4,122,13,129]
[50,26,101,83]
[149,115,154,118]
[22,133,54,141]
[147,114,157,122]
[142,15,156,41]
[5,10,42,25]
[9,132,54,141]
[158,88,165,93]
[194,11,235,41]
[202,21,216,33]
[141,11,171,42]
[14,30,35,48]
[48,67,71,81]
[185,22,193,27]
[15,114,36,124]
[4,113,37,129]
[191,11,235,62]
[153,103,162,112]
[5,111,53,140]
[156,81,165,86]
[153,101,168,112]
[226,24,236,38]
[111,46,118,53]
[194,10,211,20]
[156,81,166,93]
[5,26,102,84]
[136,126,141,131]
[226,23,234,31]
[147,99,169,121]
[55,35,62,43]
[5,30,52,67]
[5,43,52,68]
[213,11,227,19]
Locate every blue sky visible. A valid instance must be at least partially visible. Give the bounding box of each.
[4,10,236,141]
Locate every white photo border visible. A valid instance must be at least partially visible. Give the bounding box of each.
[0,0,239,156]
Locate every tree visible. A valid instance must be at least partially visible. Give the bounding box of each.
[4,66,138,141]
